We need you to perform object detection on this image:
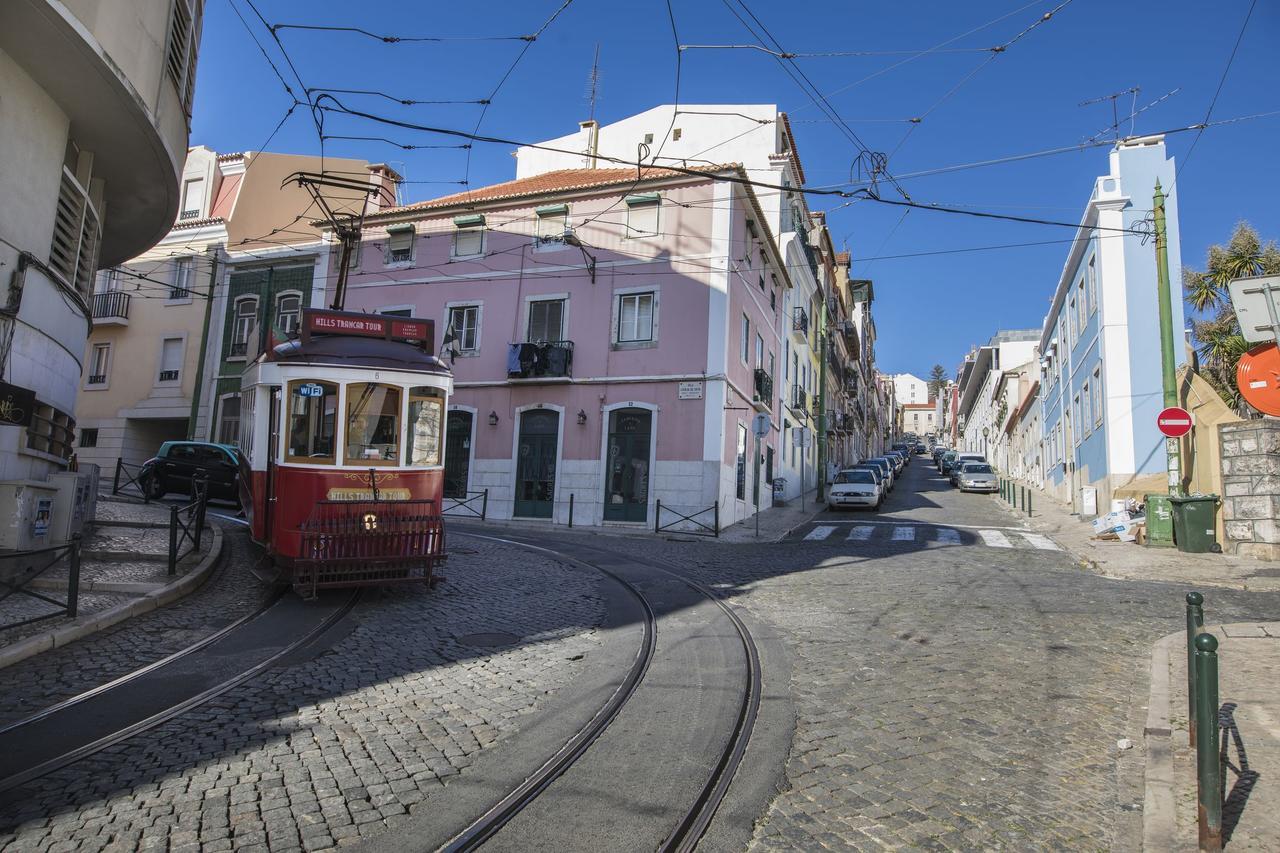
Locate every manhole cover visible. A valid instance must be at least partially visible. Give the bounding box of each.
[459,632,520,647]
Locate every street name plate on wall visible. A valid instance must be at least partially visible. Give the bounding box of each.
[678,381,703,400]
[0,381,36,428]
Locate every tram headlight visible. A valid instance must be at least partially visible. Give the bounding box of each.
[362,512,379,531]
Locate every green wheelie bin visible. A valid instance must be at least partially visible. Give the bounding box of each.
[1170,494,1221,553]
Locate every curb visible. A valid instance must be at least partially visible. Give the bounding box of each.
[1142,629,1182,852]
[0,519,225,671]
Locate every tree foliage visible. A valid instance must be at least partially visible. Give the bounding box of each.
[927,364,948,400]
[1183,222,1280,413]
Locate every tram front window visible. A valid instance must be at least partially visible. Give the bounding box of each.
[286,380,337,463]
[345,382,401,466]
[407,387,444,466]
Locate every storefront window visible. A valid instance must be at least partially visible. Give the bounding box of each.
[345,383,401,466]
[407,387,445,466]
[286,380,338,463]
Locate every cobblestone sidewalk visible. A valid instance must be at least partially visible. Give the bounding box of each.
[0,538,609,853]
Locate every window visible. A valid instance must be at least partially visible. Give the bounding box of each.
[452,215,485,258]
[1073,394,1082,445]
[1077,279,1087,331]
[1067,299,1076,344]
[1087,257,1098,315]
[345,382,401,466]
[736,423,747,500]
[27,402,75,460]
[286,380,337,464]
[1081,382,1091,434]
[49,159,101,296]
[97,268,121,293]
[276,292,302,336]
[87,343,110,386]
[1093,368,1103,427]
[180,178,204,220]
[448,304,480,351]
[79,428,98,449]
[158,337,183,382]
[170,257,193,300]
[626,194,660,237]
[617,292,654,343]
[535,205,568,244]
[166,0,202,115]
[407,387,445,466]
[387,225,416,264]
[231,296,257,356]
[769,352,776,387]
[741,314,750,363]
[672,127,682,141]
[527,299,565,342]
[380,307,413,318]
[218,395,240,445]
[755,334,764,369]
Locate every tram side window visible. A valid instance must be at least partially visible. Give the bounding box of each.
[286,381,338,463]
[407,387,444,466]
[345,383,401,466]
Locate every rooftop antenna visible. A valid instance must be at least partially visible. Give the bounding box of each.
[585,43,601,122]
[1079,87,1140,141]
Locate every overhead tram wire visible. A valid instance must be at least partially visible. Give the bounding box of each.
[266,24,534,44]
[304,89,491,107]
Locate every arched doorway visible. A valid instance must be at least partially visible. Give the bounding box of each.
[515,409,559,518]
[443,410,472,498]
[603,408,652,522]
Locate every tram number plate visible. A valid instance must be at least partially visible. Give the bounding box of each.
[297,383,326,398]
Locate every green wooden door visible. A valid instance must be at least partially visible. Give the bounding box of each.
[514,409,558,518]
[443,411,472,498]
[603,408,651,523]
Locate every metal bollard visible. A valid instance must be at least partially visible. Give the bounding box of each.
[714,500,720,537]
[67,536,81,618]
[1194,632,1222,852]
[568,493,574,528]
[655,499,662,533]
[1027,489,1032,516]
[481,488,489,521]
[1021,486,1027,512]
[1186,591,1205,747]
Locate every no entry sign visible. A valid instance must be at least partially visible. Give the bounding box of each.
[1156,406,1193,438]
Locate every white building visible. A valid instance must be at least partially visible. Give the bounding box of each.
[955,331,1040,458]
[891,373,929,406]
[0,0,202,543]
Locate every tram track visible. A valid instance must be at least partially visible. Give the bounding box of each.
[0,586,360,797]
[439,530,761,853]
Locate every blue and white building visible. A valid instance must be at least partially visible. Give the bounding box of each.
[1038,135,1184,514]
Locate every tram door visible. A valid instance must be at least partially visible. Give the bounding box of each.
[443,411,472,499]
[265,388,281,538]
[514,409,558,518]
[604,408,651,522]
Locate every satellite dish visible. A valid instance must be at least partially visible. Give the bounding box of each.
[1237,341,1280,416]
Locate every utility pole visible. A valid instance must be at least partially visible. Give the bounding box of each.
[187,245,222,440]
[1153,180,1182,495]
[816,297,828,505]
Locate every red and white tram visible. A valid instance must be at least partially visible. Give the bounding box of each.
[237,309,452,595]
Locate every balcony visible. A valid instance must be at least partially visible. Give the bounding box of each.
[791,306,809,341]
[87,374,106,385]
[228,341,248,358]
[91,291,130,326]
[791,385,808,412]
[158,370,179,382]
[508,341,574,380]
[753,368,773,412]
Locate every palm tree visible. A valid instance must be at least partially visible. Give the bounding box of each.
[1183,222,1280,412]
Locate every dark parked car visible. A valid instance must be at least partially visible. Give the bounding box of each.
[140,441,242,503]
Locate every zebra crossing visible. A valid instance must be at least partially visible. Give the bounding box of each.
[800,522,1062,551]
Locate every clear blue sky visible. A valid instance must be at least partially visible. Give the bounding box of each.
[193,0,1280,380]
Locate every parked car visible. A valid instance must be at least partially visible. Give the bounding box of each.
[940,450,959,474]
[885,451,906,474]
[891,443,912,464]
[949,454,987,486]
[828,468,882,510]
[849,464,886,491]
[865,457,895,490]
[140,441,242,503]
[956,462,999,493]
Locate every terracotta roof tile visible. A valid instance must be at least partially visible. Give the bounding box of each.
[372,164,733,218]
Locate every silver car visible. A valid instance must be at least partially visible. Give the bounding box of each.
[957,462,998,493]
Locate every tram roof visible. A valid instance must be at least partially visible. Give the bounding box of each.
[266,336,452,375]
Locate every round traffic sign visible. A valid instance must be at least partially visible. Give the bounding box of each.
[1237,341,1280,417]
[1156,406,1193,438]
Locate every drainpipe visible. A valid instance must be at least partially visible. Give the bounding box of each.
[187,245,222,440]
[816,299,828,504]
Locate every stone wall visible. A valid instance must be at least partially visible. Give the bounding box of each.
[1219,419,1280,560]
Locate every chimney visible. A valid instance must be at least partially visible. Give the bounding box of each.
[364,164,403,213]
[580,120,599,169]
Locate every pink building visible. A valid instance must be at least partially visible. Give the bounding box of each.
[331,165,794,528]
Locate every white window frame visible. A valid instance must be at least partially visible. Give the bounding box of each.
[1076,279,1087,332]
[535,206,569,250]
[740,314,750,364]
[451,225,485,259]
[1081,382,1091,436]
[386,226,416,266]
[524,295,568,343]
[1092,368,1103,427]
[445,301,482,355]
[156,334,186,386]
[626,196,660,239]
[275,290,303,336]
[165,0,203,117]
[1087,256,1098,316]
[378,305,414,318]
[168,256,194,303]
[217,393,241,446]
[230,295,257,360]
[612,287,658,348]
[180,178,204,220]
[85,342,111,390]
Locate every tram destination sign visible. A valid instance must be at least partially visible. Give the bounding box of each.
[302,309,433,350]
